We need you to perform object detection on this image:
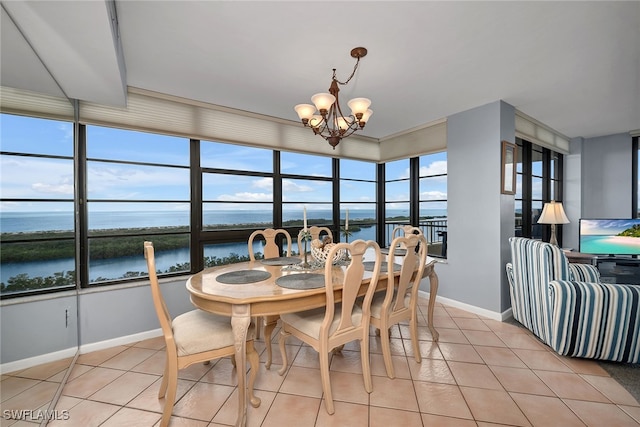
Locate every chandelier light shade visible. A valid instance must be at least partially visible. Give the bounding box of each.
[537,200,570,246]
[294,47,372,149]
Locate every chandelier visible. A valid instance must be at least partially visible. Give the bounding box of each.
[294,47,372,149]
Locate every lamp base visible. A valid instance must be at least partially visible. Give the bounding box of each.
[549,224,559,246]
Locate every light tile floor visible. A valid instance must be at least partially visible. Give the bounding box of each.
[2,298,639,426]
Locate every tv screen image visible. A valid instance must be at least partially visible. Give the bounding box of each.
[579,218,640,256]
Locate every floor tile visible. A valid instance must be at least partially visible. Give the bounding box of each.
[563,399,639,427]
[534,370,610,402]
[460,386,530,426]
[510,392,586,427]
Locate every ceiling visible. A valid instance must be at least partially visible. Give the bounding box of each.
[2,1,639,141]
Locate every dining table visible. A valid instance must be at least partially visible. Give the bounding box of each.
[186,252,439,427]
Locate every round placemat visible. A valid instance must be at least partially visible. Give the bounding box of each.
[260,256,301,266]
[216,270,271,284]
[363,261,402,272]
[276,273,325,289]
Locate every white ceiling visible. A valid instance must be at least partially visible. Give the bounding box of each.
[2,1,639,140]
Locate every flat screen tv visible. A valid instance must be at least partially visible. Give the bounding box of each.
[579,218,640,256]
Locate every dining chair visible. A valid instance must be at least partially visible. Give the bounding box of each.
[370,233,428,378]
[248,228,292,261]
[298,225,333,247]
[144,241,260,427]
[247,228,293,368]
[391,224,423,239]
[277,239,382,415]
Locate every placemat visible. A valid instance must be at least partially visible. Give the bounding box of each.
[276,273,325,289]
[260,256,301,266]
[216,270,271,284]
[363,261,402,272]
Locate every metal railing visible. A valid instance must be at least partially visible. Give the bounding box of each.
[385,218,448,258]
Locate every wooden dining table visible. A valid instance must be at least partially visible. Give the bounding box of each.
[186,253,439,427]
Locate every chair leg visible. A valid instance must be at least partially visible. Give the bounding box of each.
[246,343,262,408]
[319,351,335,415]
[409,310,422,364]
[254,316,262,339]
[160,362,178,427]
[379,325,395,379]
[277,329,290,376]
[263,316,278,370]
[360,336,372,393]
[158,358,170,397]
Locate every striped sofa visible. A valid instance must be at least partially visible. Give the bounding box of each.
[506,237,640,363]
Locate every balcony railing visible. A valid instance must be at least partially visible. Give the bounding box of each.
[385,218,448,258]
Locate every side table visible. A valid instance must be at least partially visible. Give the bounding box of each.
[563,250,597,265]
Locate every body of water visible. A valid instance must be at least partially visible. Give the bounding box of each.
[1,209,403,283]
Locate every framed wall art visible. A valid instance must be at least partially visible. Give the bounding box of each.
[501,140,516,195]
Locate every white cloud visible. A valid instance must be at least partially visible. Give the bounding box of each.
[253,177,273,189]
[31,182,74,195]
[282,179,313,193]
[216,192,272,202]
[419,190,447,200]
[420,160,447,176]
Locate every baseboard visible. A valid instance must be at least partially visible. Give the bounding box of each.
[1,347,78,373]
[79,328,162,354]
[418,290,513,321]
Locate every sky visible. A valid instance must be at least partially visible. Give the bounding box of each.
[1,114,449,214]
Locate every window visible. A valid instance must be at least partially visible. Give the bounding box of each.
[339,158,377,243]
[419,152,448,257]
[384,159,410,245]
[85,126,191,285]
[1,114,75,296]
[515,138,564,243]
[201,141,275,265]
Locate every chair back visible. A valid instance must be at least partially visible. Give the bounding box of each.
[391,225,423,240]
[248,228,292,261]
[298,225,332,246]
[144,241,175,344]
[385,234,428,314]
[507,237,571,342]
[322,239,381,343]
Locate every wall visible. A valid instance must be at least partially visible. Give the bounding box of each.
[1,292,78,369]
[78,279,193,352]
[563,133,633,250]
[581,133,633,218]
[433,100,515,317]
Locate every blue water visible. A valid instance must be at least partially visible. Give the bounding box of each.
[2,209,412,283]
[579,235,640,256]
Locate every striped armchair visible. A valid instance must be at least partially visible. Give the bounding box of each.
[506,237,640,363]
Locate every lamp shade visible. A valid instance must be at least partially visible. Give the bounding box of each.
[294,104,316,120]
[347,97,371,116]
[538,201,570,224]
[311,93,336,112]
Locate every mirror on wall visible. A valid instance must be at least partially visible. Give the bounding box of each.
[0,4,79,423]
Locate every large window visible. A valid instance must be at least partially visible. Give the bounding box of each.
[1,111,447,297]
[1,114,75,296]
[515,138,564,243]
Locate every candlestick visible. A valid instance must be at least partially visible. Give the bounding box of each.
[303,206,307,231]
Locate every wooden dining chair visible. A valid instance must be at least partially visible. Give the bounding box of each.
[391,224,423,239]
[277,239,382,415]
[298,225,333,248]
[144,241,260,427]
[247,228,292,368]
[248,228,292,261]
[370,233,428,378]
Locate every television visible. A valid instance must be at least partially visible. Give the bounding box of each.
[578,218,640,256]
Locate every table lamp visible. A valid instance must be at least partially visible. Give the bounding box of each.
[537,200,570,246]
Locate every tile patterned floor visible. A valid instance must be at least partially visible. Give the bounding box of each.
[2,298,639,426]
